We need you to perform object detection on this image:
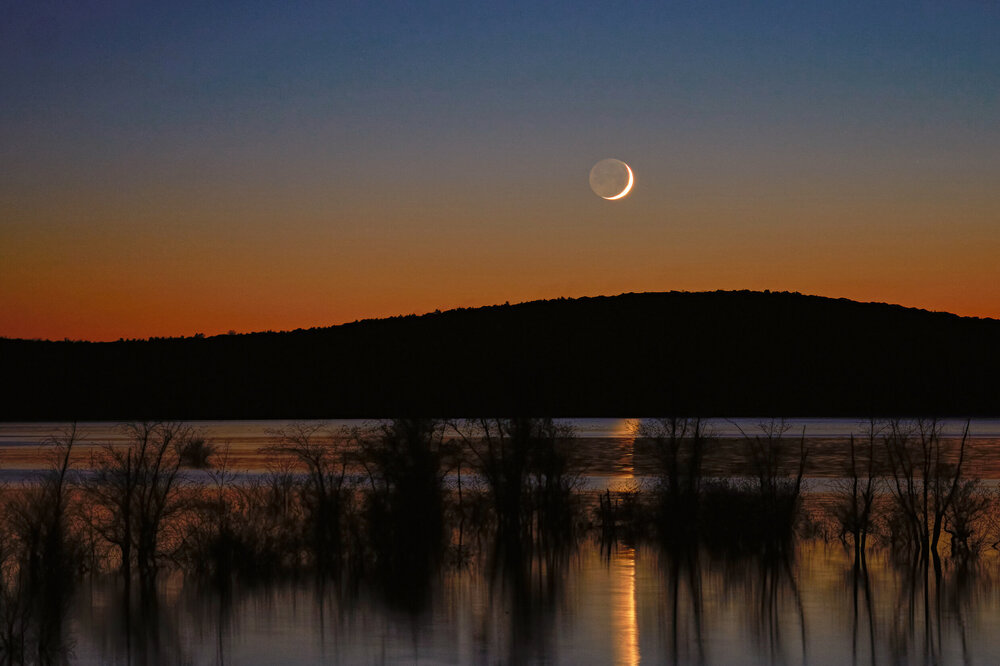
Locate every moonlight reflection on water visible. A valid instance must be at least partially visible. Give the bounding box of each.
[3,419,1000,664]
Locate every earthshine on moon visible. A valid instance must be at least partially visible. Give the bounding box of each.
[589,158,634,200]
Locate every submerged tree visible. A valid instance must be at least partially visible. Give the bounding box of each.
[179,445,310,582]
[86,422,189,582]
[264,423,350,571]
[453,418,579,547]
[944,477,991,561]
[831,420,881,566]
[702,418,809,551]
[632,417,708,542]
[6,425,82,589]
[883,418,971,564]
[352,419,453,605]
[739,419,808,507]
[1,425,83,664]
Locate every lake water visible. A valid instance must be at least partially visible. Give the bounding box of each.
[62,542,1000,666]
[3,418,1000,665]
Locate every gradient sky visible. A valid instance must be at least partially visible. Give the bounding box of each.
[2,1,999,340]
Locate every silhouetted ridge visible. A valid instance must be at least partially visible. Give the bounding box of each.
[3,290,999,418]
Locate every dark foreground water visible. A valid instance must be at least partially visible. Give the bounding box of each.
[3,418,1000,665]
[64,542,1000,666]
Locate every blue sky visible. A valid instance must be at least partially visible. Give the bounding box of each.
[2,1,999,339]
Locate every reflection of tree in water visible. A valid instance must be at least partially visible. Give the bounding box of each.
[475,524,579,665]
[11,417,1000,663]
[0,572,72,666]
[179,578,237,666]
[712,548,807,666]
[0,425,79,665]
[71,576,188,666]
[654,544,706,666]
[884,558,990,666]
[848,560,877,666]
[642,535,814,666]
[446,417,582,664]
[826,546,998,666]
[353,418,451,614]
[947,564,984,663]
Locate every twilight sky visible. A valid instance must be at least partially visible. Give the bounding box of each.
[2,1,999,340]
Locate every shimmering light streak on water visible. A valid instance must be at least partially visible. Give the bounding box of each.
[5,419,1000,663]
[5,418,1000,481]
[612,545,640,666]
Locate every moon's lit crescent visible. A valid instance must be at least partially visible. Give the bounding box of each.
[602,163,634,200]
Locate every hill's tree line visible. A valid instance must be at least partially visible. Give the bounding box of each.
[2,290,999,419]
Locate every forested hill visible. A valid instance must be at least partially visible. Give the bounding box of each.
[3,290,1000,419]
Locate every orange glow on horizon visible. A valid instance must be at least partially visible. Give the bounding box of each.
[4,179,999,341]
[3,283,1000,342]
[3,1,998,344]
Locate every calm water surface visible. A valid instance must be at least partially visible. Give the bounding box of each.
[63,542,1000,666]
[4,418,1000,479]
[3,418,1000,665]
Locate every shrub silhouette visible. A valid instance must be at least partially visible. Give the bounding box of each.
[632,417,708,543]
[353,418,452,606]
[264,423,350,572]
[453,418,579,549]
[176,436,216,469]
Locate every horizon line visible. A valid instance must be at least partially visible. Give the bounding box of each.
[4,289,997,344]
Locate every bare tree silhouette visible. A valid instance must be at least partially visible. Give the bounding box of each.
[883,418,970,565]
[831,420,881,566]
[85,422,188,582]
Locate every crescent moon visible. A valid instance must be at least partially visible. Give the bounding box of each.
[602,163,633,200]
